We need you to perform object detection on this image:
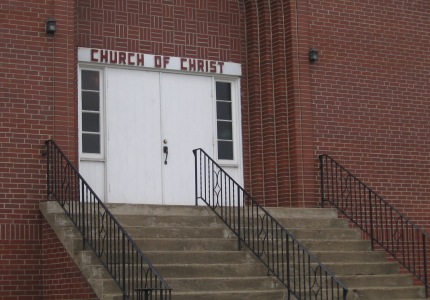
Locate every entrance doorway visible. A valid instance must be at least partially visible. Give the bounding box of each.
[79,67,242,205]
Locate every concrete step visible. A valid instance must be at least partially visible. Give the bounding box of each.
[264,207,339,219]
[115,215,222,227]
[107,204,338,219]
[243,217,350,229]
[288,228,361,240]
[144,250,253,264]
[312,250,386,263]
[126,226,234,239]
[346,286,426,300]
[152,263,268,278]
[125,225,360,242]
[136,237,237,251]
[162,276,282,292]
[87,236,371,255]
[92,250,254,265]
[73,237,237,252]
[143,249,385,265]
[103,262,269,281]
[324,262,399,276]
[115,213,348,230]
[106,203,213,216]
[299,239,372,251]
[116,260,397,280]
[340,274,414,288]
[171,290,287,300]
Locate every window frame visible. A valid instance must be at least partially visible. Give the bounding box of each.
[214,78,241,167]
[78,66,105,161]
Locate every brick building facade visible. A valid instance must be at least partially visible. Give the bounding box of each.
[1,0,429,298]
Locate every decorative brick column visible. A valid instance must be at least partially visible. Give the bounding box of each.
[242,0,316,207]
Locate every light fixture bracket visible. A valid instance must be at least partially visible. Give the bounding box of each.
[309,48,318,62]
[46,18,57,34]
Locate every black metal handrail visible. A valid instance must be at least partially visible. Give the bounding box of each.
[45,140,172,300]
[193,148,348,300]
[320,154,429,298]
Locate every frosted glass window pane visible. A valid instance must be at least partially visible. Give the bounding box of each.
[217,122,233,140]
[216,82,231,101]
[82,113,100,132]
[217,102,232,120]
[82,70,100,91]
[218,141,233,160]
[82,134,100,154]
[82,91,100,111]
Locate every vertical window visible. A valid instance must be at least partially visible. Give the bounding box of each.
[81,70,101,155]
[216,82,234,160]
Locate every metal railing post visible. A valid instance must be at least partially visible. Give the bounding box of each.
[82,180,86,250]
[193,149,198,206]
[423,233,428,298]
[237,185,241,251]
[46,141,50,198]
[368,189,374,250]
[122,234,126,295]
[320,155,325,208]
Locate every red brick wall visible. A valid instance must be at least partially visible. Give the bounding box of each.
[0,230,42,299]
[309,0,430,231]
[42,220,98,300]
[77,0,244,62]
[0,0,81,297]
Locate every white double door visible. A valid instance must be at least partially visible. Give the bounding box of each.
[106,69,214,205]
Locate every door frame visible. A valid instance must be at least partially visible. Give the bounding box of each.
[78,63,243,203]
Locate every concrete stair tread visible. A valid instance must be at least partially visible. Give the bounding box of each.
[154,263,262,267]
[287,227,357,231]
[132,237,233,241]
[340,274,414,287]
[145,250,242,253]
[174,289,283,294]
[264,207,338,219]
[326,262,397,266]
[171,289,287,300]
[165,276,277,280]
[347,286,426,300]
[106,203,213,216]
[165,276,284,292]
[127,228,229,239]
[310,250,387,263]
[312,250,380,254]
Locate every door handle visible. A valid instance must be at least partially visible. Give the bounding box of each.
[163,146,168,165]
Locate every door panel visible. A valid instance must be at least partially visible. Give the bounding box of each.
[96,68,238,205]
[106,69,163,204]
[79,161,105,200]
[161,73,214,205]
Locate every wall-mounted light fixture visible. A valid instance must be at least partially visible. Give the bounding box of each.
[309,48,318,62]
[46,18,57,34]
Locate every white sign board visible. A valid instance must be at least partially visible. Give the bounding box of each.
[78,47,242,76]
